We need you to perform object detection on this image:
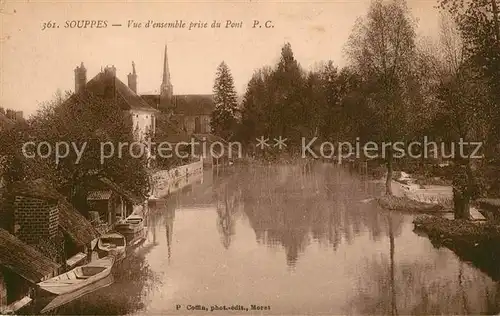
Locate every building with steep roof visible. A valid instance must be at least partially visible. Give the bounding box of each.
[73,63,159,142]
[74,46,217,138]
[0,228,59,314]
[0,229,60,284]
[141,45,215,134]
[7,179,101,269]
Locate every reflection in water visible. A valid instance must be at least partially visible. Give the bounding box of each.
[165,205,174,261]
[389,213,398,316]
[214,180,241,249]
[350,250,500,314]
[54,249,161,315]
[50,164,500,315]
[238,163,391,267]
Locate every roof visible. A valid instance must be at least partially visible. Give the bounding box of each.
[141,95,160,108]
[0,229,60,283]
[11,179,61,201]
[83,71,158,113]
[155,114,193,144]
[98,177,144,205]
[0,113,16,131]
[173,94,214,115]
[58,198,100,246]
[87,190,112,200]
[11,179,101,245]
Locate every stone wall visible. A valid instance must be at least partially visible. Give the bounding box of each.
[13,196,59,245]
[151,160,203,198]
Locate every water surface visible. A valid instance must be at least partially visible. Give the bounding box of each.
[57,164,500,315]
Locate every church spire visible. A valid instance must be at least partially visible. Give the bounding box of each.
[162,44,170,84]
[160,44,173,99]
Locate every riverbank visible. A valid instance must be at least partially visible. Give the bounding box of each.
[377,195,445,212]
[54,162,500,315]
[375,170,452,213]
[384,171,500,280]
[413,216,500,280]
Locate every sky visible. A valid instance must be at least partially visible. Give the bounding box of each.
[1,0,442,117]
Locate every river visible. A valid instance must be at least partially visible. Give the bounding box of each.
[55,163,500,315]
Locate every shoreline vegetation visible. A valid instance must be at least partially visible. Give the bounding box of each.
[413,216,500,281]
[366,165,500,280]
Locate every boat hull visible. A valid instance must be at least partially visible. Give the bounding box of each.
[97,233,126,261]
[39,274,114,314]
[37,256,115,295]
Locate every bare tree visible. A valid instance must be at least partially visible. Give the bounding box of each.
[346,0,418,195]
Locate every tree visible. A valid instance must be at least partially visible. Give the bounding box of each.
[151,113,193,169]
[439,0,500,152]
[0,119,30,187]
[24,91,150,200]
[239,67,273,146]
[270,43,306,147]
[238,43,308,153]
[430,14,492,219]
[305,61,338,140]
[346,0,418,195]
[211,61,238,140]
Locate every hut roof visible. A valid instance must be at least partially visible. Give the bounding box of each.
[0,229,60,283]
[98,177,144,205]
[58,198,100,246]
[11,179,60,201]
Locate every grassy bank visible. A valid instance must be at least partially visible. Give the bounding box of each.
[413,216,500,280]
[413,216,500,242]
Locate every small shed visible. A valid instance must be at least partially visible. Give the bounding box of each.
[86,177,145,232]
[0,228,59,312]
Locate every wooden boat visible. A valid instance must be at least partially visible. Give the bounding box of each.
[97,232,126,261]
[39,274,114,314]
[127,227,147,248]
[37,255,115,295]
[114,214,144,235]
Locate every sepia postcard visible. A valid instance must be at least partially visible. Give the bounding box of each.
[1,0,500,315]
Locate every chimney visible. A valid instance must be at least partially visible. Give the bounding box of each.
[103,65,117,77]
[127,61,137,93]
[14,111,23,121]
[74,62,87,93]
[5,109,14,120]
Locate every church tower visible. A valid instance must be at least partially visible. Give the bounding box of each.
[160,44,173,109]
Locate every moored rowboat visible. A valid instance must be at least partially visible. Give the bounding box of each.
[97,232,126,261]
[37,255,115,295]
[39,274,114,314]
[114,214,144,235]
